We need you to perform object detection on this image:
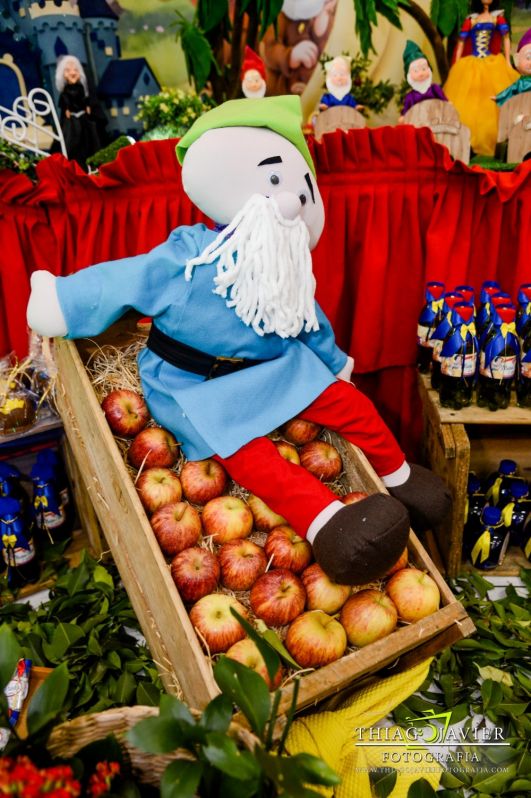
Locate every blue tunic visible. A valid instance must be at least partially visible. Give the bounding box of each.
[320,92,358,109]
[56,224,347,460]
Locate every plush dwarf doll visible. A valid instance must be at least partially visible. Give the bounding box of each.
[241,47,267,99]
[27,97,449,585]
[495,28,531,106]
[319,55,363,111]
[399,41,448,122]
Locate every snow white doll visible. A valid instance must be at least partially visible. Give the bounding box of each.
[444,0,518,156]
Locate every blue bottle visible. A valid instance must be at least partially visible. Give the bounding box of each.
[430,291,465,390]
[417,281,446,373]
[439,303,478,409]
[476,281,501,338]
[501,481,531,547]
[485,459,526,508]
[469,506,510,569]
[0,497,40,589]
[30,464,70,543]
[477,305,519,411]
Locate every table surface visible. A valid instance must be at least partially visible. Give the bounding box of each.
[419,375,531,426]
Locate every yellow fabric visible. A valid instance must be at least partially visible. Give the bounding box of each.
[444,54,519,155]
[471,530,491,565]
[286,659,442,798]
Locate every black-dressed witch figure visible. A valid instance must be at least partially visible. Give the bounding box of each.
[55,54,105,170]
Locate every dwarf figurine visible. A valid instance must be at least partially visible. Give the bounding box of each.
[399,41,448,122]
[319,55,363,111]
[495,28,531,106]
[241,47,267,99]
[27,97,449,585]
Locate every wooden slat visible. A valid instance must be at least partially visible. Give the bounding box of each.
[419,375,531,425]
[54,338,218,709]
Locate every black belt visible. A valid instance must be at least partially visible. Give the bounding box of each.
[146,324,264,380]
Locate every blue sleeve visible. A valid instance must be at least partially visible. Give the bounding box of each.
[297,302,348,374]
[56,225,209,339]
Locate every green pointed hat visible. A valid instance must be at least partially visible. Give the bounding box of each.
[403,40,429,76]
[176,95,316,176]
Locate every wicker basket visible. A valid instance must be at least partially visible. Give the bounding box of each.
[47,705,257,787]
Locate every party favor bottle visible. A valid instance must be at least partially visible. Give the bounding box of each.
[516,283,531,338]
[484,459,526,508]
[439,303,478,409]
[516,325,531,408]
[469,506,510,569]
[477,305,519,410]
[463,473,486,544]
[416,282,445,373]
[430,291,465,390]
[476,280,501,338]
[0,497,40,589]
[501,481,531,547]
[31,463,70,543]
[35,449,74,532]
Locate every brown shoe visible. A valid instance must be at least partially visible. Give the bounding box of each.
[312,494,410,585]
[387,464,451,532]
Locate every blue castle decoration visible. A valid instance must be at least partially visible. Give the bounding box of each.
[0,1,161,141]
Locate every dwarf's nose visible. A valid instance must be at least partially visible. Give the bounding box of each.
[274,192,301,221]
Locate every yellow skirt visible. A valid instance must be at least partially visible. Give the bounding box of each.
[444,54,519,156]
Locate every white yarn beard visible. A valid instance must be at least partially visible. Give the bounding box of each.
[185,194,320,339]
[325,75,353,100]
[407,74,433,94]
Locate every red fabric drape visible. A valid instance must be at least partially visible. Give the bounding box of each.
[1,129,529,457]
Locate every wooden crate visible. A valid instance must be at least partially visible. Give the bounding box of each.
[52,321,474,714]
[418,374,531,578]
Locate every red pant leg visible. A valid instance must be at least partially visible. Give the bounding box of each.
[214,437,337,538]
[298,381,405,477]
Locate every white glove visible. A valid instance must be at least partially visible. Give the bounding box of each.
[26,271,68,338]
[336,355,354,383]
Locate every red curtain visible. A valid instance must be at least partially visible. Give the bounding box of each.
[1,129,529,457]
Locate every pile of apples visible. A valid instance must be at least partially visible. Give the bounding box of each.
[101,388,441,686]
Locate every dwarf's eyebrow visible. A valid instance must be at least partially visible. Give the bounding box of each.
[305,173,315,204]
[258,156,283,166]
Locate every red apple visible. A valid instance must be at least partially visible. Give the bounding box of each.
[301,563,351,614]
[386,568,440,623]
[150,501,202,556]
[180,459,228,505]
[342,491,369,505]
[248,494,287,531]
[101,389,150,438]
[136,467,182,514]
[189,593,248,654]
[225,639,283,690]
[128,427,180,469]
[201,496,253,543]
[384,547,409,577]
[264,526,312,574]
[273,440,301,465]
[300,441,343,481]
[218,539,267,591]
[170,546,220,603]
[285,611,347,668]
[339,589,398,647]
[281,417,321,445]
[250,569,306,627]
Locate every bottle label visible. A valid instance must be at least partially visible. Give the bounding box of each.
[479,353,516,379]
[522,362,531,379]
[432,339,443,362]
[38,506,66,530]
[441,353,477,377]
[417,324,435,346]
[3,539,35,566]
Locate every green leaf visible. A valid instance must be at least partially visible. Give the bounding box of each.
[472,763,517,793]
[57,558,90,595]
[200,694,233,734]
[290,752,341,787]
[127,716,191,754]
[197,0,229,33]
[42,622,85,662]
[440,769,471,789]
[161,760,203,798]
[407,777,438,798]
[113,671,136,704]
[0,624,21,691]
[230,608,280,684]
[477,665,513,686]
[136,682,161,707]
[203,731,260,780]
[481,679,504,711]
[93,564,114,588]
[27,662,69,735]
[506,779,531,792]
[255,620,301,669]
[159,693,196,726]
[174,13,218,91]
[214,657,270,738]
